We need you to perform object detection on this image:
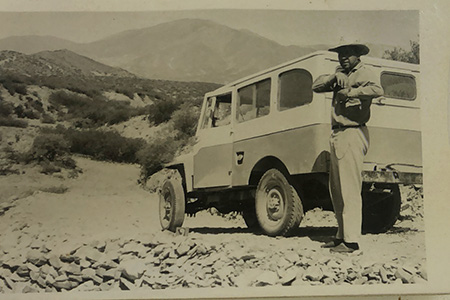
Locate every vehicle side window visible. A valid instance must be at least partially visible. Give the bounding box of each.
[278,69,313,111]
[381,72,416,100]
[200,94,232,129]
[237,78,271,123]
[213,94,232,127]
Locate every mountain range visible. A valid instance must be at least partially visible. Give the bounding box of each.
[0,19,398,84]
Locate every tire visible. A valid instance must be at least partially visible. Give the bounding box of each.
[159,177,185,232]
[362,182,401,234]
[255,169,303,236]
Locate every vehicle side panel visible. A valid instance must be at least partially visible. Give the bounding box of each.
[193,143,232,188]
[232,123,331,186]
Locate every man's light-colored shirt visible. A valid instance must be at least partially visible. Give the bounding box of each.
[312,62,384,127]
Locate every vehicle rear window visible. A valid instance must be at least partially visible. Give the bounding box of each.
[278,69,313,111]
[381,72,416,100]
[237,78,271,123]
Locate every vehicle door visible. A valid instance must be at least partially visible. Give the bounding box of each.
[193,93,233,189]
[366,68,421,172]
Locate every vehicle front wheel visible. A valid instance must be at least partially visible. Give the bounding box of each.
[159,177,185,232]
[255,169,303,236]
[362,182,401,233]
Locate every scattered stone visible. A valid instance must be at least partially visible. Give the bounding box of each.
[92,274,103,285]
[53,280,72,290]
[68,274,83,283]
[418,265,427,280]
[22,284,39,293]
[120,258,146,282]
[380,266,389,283]
[280,267,298,285]
[411,275,427,284]
[175,242,191,257]
[60,254,79,264]
[16,265,29,277]
[48,255,62,270]
[255,270,278,286]
[81,268,96,280]
[395,268,413,283]
[27,250,48,267]
[120,277,135,290]
[305,266,323,282]
[284,251,299,264]
[29,270,39,281]
[75,280,95,292]
[55,273,69,282]
[45,273,56,285]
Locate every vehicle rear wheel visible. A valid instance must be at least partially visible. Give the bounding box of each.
[255,169,303,236]
[159,177,185,232]
[362,182,401,234]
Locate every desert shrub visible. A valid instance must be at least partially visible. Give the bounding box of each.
[0,117,28,128]
[27,133,71,162]
[41,114,56,124]
[23,108,41,119]
[137,135,180,182]
[66,129,145,163]
[147,99,178,125]
[171,103,200,138]
[115,88,135,99]
[49,90,139,126]
[24,132,77,174]
[0,101,13,117]
[1,78,27,96]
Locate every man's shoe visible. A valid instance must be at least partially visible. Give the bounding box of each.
[321,239,343,248]
[329,243,359,253]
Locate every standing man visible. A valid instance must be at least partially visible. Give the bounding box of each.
[312,44,384,253]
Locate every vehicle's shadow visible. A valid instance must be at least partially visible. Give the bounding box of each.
[189,226,338,243]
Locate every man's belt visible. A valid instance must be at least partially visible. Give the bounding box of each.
[332,123,366,130]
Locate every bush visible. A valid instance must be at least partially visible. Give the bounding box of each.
[137,135,180,182]
[0,101,13,117]
[41,114,56,124]
[0,117,28,128]
[171,104,200,138]
[65,129,145,163]
[49,90,139,126]
[1,79,27,96]
[147,100,178,125]
[27,133,71,162]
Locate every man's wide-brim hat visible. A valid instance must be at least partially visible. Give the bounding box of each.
[328,44,370,56]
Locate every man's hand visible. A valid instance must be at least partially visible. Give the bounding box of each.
[334,72,349,88]
[336,88,350,103]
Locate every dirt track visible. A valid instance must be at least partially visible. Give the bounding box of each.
[0,157,426,293]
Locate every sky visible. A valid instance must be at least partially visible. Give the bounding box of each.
[0,10,418,48]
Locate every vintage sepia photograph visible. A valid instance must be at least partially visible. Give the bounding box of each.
[1,1,447,299]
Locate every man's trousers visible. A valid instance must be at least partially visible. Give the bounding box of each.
[329,126,370,243]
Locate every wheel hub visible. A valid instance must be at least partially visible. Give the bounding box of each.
[161,191,172,222]
[265,188,284,221]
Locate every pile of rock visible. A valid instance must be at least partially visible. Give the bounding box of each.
[0,231,427,294]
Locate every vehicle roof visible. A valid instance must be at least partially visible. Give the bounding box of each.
[207,50,420,97]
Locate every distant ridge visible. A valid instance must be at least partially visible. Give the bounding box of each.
[0,19,400,83]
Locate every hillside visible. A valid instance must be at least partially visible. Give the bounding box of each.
[0,19,403,84]
[0,49,134,79]
[71,18,310,83]
[0,35,79,54]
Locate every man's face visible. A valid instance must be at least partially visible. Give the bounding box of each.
[338,50,360,72]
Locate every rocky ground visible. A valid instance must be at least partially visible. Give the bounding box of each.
[0,157,426,294]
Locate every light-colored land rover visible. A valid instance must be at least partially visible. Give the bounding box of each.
[159,50,421,236]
